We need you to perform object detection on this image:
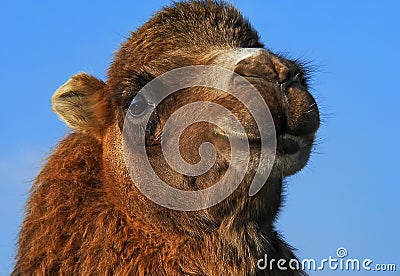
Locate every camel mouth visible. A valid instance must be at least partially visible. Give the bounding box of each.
[274,134,313,176]
[213,128,313,177]
[276,134,305,155]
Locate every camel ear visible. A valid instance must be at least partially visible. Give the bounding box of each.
[52,73,108,137]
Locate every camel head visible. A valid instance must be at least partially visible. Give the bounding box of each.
[51,1,319,236]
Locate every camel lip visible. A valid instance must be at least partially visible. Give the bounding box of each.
[214,129,311,152]
[212,127,315,177]
[276,134,307,156]
[273,134,314,176]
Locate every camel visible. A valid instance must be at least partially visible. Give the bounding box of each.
[13,1,319,275]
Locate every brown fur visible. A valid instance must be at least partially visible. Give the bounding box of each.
[13,1,319,275]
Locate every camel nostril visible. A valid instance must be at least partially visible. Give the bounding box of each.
[231,50,319,138]
[279,73,302,94]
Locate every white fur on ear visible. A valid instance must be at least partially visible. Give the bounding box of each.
[52,73,108,136]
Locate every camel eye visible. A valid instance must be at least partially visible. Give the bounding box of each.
[128,94,150,117]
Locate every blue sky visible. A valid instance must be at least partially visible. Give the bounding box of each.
[1,1,399,275]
